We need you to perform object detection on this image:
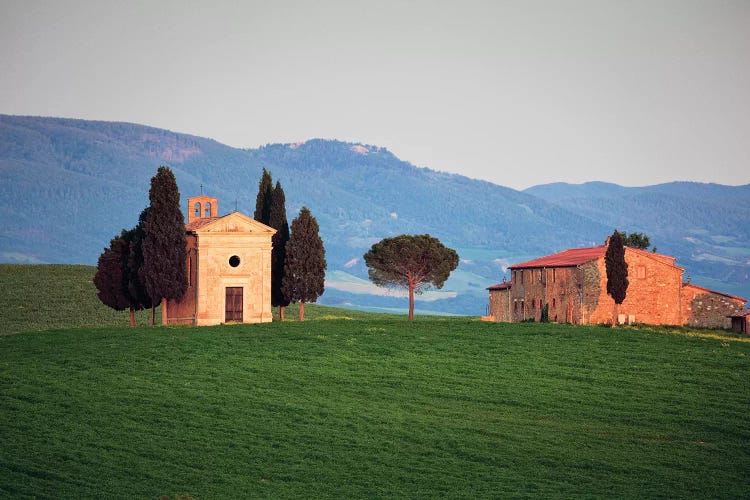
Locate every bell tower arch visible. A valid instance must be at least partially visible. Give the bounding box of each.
[187,195,218,224]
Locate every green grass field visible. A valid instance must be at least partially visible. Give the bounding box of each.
[1,265,749,498]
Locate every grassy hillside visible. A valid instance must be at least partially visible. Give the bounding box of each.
[1,265,749,497]
[0,264,398,335]
[0,264,159,335]
[2,321,749,498]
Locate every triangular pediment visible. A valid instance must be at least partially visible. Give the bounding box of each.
[194,212,276,234]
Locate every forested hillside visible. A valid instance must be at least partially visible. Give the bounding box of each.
[1,115,748,313]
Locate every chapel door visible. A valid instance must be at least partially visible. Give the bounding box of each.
[225,287,243,322]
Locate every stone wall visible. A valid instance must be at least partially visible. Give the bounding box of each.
[683,285,745,328]
[164,235,199,325]
[586,249,683,325]
[194,232,272,325]
[507,266,586,323]
[488,288,512,322]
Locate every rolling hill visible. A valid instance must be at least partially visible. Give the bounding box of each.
[1,114,748,314]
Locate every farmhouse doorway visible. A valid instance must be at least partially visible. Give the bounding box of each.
[225,287,243,322]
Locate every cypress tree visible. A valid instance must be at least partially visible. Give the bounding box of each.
[123,208,150,325]
[93,232,131,313]
[282,207,326,321]
[605,230,629,325]
[268,180,290,320]
[254,168,273,224]
[140,166,187,324]
[94,221,150,327]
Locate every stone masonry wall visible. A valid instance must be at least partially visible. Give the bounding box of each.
[586,249,683,325]
[165,235,198,325]
[508,267,585,323]
[683,286,745,328]
[489,288,511,321]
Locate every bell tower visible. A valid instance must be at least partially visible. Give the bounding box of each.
[188,195,218,224]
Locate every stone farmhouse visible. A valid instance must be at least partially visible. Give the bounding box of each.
[161,195,276,326]
[486,240,746,328]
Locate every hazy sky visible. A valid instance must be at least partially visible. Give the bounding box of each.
[2,0,749,190]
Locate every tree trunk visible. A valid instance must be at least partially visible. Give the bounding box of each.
[408,280,415,321]
[613,301,619,327]
[161,298,167,326]
[299,302,305,321]
[129,307,135,327]
[279,306,285,321]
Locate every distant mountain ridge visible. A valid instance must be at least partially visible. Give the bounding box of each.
[1,114,748,314]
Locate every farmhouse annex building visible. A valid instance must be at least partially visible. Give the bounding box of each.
[486,241,746,328]
[161,195,276,326]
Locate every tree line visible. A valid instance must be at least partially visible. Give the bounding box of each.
[254,168,326,321]
[94,166,187,325]
[94,166,328,325]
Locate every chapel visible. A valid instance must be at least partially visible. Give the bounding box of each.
[161,195,276,325]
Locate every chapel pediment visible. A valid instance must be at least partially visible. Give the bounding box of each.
[188,212,275,235]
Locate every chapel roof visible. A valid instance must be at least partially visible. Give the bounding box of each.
[185,217,220,232]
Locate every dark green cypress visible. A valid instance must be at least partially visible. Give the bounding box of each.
[124,208,150,317]
[269,180,290,317]
[93,232,130,312]
[140,166,187,321]
[254,168,273,224]
[606,230,629,305]
[282,207,326,321]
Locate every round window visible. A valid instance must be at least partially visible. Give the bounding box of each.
[229,255,241,267]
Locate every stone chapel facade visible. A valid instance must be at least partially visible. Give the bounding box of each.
[486,241,746,328]
[161,195,276,326]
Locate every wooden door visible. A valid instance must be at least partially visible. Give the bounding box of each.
[225,287,243,322]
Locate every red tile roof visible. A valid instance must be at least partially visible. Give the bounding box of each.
[185,217,220,232]
[683,283,747,303]
[510,246,607,269]
[487,282,511,291]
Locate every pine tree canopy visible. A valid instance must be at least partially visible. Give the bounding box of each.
[282,207,326,305]
[622,231,651,250]
[363,234,459,319]
[364,234,458,292]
